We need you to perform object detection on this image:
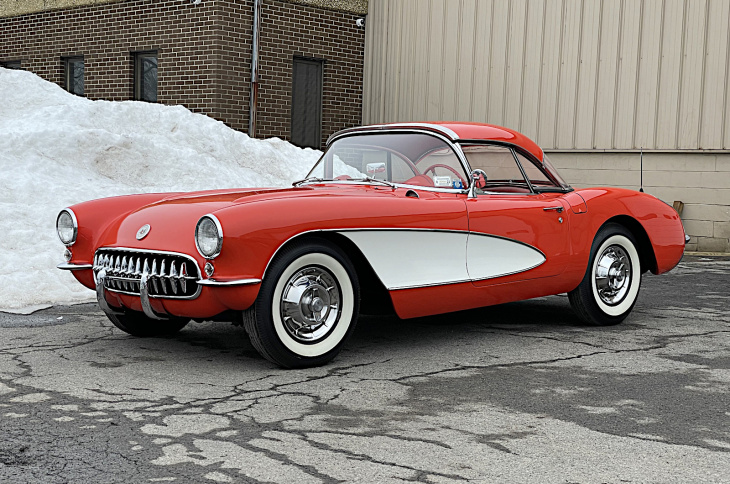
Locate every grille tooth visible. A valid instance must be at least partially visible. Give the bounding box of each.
[180,263,188,293]
[151,276,160,295]
[114,256,121,274]
[170,262,179,295]
[143,258,150,275]
[150,259,158,276]
[121,256,128,275]
[159,259,168,294]
[135,258,141,275]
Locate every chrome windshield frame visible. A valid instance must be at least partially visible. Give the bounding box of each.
[305,129,473,193]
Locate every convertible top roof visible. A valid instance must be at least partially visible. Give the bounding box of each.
[329,122,544,162]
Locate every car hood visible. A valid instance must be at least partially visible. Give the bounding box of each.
[100,185,382,253]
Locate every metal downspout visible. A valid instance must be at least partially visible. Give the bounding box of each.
[248,0,261,138]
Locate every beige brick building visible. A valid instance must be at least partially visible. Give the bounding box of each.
[363,0,730,253]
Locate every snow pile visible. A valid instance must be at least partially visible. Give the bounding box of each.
[0,68,321,313]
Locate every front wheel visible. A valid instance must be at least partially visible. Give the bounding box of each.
[244,239,360,368]
[106,310,190,337]
[568,223,642,326]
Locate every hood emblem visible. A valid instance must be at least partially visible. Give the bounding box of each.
[136,224,151,240]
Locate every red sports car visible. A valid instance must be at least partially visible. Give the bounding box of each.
[57,122,687,368]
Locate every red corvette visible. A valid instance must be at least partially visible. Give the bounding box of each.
[57,122,686,367]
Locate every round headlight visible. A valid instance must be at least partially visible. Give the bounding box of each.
[195,215,223,259]
[56,209,78,246]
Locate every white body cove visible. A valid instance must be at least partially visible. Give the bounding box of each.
[338,230,545,290]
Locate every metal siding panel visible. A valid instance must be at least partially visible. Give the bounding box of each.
[472,0,493,123]
[594,0,621,149]
[700,0,728,149]
[441,1,461,121]
[411,2,432,122]
[456,0,477,121]
[574,0,601,149]
[537,0,563,149]
[556,0,582,149]
[613,0,642,149]
[655,0,685,149]
[488,0,509,125]
[634,0,663,150]
[677,0,707,149]
[362,0,379,124]
[385,0,403,121]
[521,0,546,140]
[396,0,415,121]
[426,0,445,120]
[372,0,391,124]
[504,0,527,130]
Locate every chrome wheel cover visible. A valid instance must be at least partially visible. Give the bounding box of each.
[280,265,341,343]
[594,245,632,306]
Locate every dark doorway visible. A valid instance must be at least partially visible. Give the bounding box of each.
[291,57,323,149]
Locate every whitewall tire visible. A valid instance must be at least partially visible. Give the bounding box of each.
[569,223,642,326]
[244,239,360,368]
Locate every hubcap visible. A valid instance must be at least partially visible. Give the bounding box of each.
[594,245,632,306]
[280,265,341,343]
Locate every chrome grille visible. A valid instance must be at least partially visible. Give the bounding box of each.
[93,248,201,299]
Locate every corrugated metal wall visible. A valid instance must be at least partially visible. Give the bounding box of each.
[363,0,730,151]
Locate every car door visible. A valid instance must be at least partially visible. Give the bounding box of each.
[460,144,572,286]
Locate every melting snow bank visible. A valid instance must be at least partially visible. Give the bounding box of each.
[0,68,321,313]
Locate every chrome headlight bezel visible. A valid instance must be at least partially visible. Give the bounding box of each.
[195,214,223,259]
[56,208,78,246]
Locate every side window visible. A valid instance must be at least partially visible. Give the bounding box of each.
[514,151,556,187]
[461,145,530,194]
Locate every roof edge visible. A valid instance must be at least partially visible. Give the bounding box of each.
[282,0,367,15]
[0,0,126,18]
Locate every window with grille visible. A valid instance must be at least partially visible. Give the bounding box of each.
[1,60,21,69]
[133,51,158,102]
[63,56,84,96]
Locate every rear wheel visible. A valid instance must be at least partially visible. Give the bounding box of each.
[106,311,190,337]
[244,239,360,368]
[568,223,642,326]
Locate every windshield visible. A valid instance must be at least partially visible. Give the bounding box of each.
[305,133,469,189]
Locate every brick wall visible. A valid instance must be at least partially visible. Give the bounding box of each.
[0,0,222,117]
[256,0,364,147]
[0,0,365,142]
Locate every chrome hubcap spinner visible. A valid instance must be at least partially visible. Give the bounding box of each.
[594,245,632,305]
[280,266,341,342]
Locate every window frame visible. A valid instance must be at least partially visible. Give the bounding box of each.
[63,56,85,97]
[458,141,568,195]
[132,50,158,102]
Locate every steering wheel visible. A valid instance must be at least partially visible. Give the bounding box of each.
[423,164,467,186]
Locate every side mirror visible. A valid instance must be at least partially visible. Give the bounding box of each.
[470,169,488,189]
[468,169,488,199]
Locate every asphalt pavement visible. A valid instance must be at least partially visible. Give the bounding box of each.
[0,255,728,483]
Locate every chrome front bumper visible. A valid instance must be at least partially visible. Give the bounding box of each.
[95,267,167,320]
